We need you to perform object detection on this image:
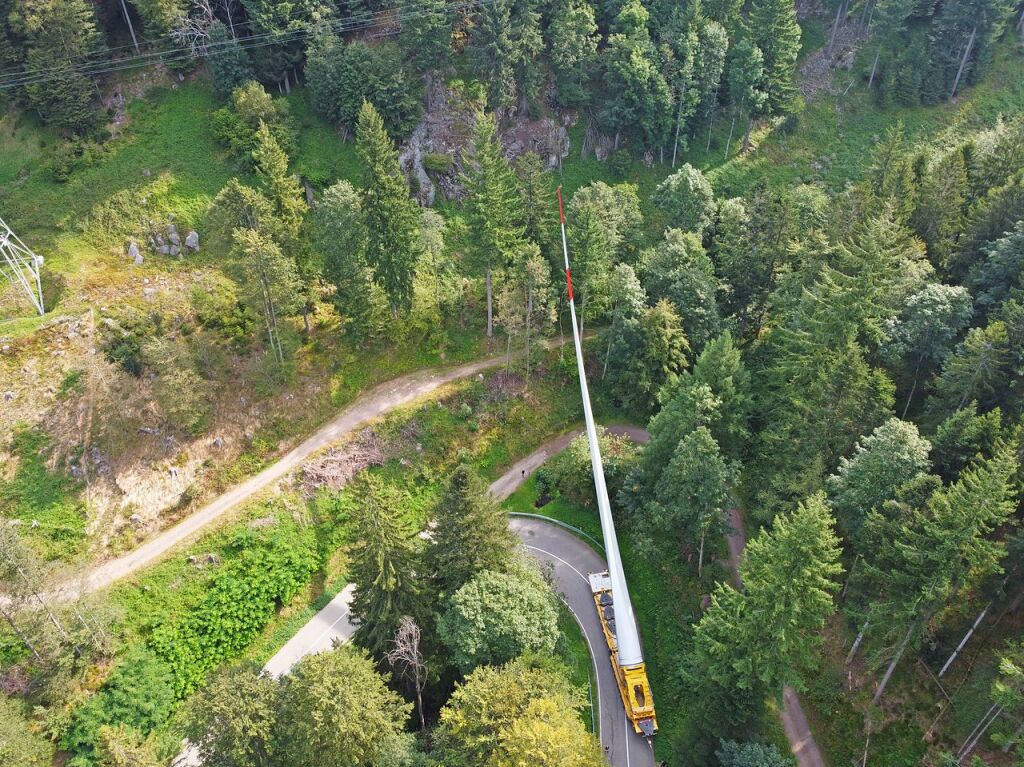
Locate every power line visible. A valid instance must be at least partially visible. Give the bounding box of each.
[0,2,484,90]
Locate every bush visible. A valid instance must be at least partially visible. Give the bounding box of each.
[150,519,318,697]
[609,149,632,178]
[545,429,639,508]
[62,647,175,765]
[49,138,107,182]
[423,152,454,174]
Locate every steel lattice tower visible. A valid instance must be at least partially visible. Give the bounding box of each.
[0,216,45,316]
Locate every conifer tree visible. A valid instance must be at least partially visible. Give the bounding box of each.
[724,40,767,158]
[207,21,254,100]
[644,426,734,575]
[748,0,802,114]
[11,0,104,132]
[471,0,518,111]
[548,0,600,108]
[462,111,526,341]
[314,180,377,341]
[929,321,1012,414]
[515,151,558,253]
[355,101,420,317]
[400,0,453,72]
[349,475,421,659]
[602,0,673,150]
[857,443,1018,703]
[232,227,302,364]
[429,464,519,598]
[684,495,842,732]
[253,123,305,244]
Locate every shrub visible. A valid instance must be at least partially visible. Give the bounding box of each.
[545,429,639,508]
[150,519,318,697]
[423,152,454,174]
[62,647,175,765]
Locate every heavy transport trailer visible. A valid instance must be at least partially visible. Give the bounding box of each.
[557,184,658,741]
[589,572,658,737]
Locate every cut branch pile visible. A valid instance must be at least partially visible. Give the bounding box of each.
[302,428,387,494]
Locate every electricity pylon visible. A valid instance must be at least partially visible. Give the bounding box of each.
[0,216,45,316]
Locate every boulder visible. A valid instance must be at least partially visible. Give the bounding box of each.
[157,244,170,256]
[168,226,181,246]
[184,231,199,251]
[168,244,181,257]
[127,240,141,261]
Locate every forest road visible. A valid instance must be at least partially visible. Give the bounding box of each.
[55,348,550,600]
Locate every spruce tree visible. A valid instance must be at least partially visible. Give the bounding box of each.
[462,111,526,341]
[748,0,802,115]
[314,180,377,341]
[858,443,1019,703]
[684,494,842,733]
[548,0,600,108]
[349,475,421,659]
[429,464,518,598]
[400,0,453,72]
[206,21,253,100]
[644,426,734,575]
[355,101,420,317]
[12,0,104,132]
[232,227,302,364]
[252,123,305,244]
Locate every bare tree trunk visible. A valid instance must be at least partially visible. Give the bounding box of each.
[902,352,925,419]
[119,0,140,53]
[742,116,753,153]
[525,287,533,382]
[950,26,977,100]
[672,97,683,167]
[223,0,237,38]
[614,131,620,151]
[603,316,616,380]
[725,107,738,159]
[828,0,845,56]
[486,267,493,343]
[938,603,990,677]
[698,528,706,577]
[846,620,869,664]
[873,620,917,704]
[868,44,881,88]
[0,604,43,662]
[1003,719,1024,753]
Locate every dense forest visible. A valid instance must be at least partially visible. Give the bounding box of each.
[1,0,1024,766]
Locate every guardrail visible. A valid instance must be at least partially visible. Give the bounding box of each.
[508,511,606,554]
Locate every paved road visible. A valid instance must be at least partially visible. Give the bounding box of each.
[511,515,656,767]
[254,427,656,767]
[59,351,521,599]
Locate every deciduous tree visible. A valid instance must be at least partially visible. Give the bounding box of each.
[275,645,414,767]
[183,663,278,767]
[438,566,559,672]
